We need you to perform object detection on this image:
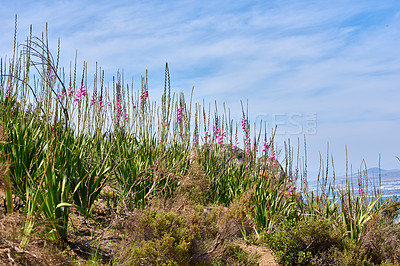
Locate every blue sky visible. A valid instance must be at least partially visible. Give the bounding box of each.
[1,0,399,176]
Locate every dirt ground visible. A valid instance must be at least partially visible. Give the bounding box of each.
[235,240,278,266]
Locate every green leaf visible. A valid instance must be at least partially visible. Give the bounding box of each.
[56,202,74,209]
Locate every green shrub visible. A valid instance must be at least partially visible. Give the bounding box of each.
[264,219,308,265]
[264,217,369,265]
[310,238,367,266]
[361,198,400,265]
[380,259,400,266]
[122,208,194,265]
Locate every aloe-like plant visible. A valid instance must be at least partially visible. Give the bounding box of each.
[1,22,396,265]
[340,186,381,244]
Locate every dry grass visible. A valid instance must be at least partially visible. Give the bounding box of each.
[0,211,72,265]
[362,201,400,264]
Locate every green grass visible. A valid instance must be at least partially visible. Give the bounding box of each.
[0,22,399,265]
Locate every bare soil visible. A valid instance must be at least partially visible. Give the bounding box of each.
[235,240,278,266]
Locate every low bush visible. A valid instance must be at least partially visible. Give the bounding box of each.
[361,197,400,265]
[264,217,370,265]
[117,208,195,265]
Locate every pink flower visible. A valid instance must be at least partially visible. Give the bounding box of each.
[177,106,183,124]
[140,89,148,106]
[262,141,270,152]
[244,138,252,157]
[67,87,74,96]
[216,131,226,145]
[213,126,220,137]
[117,102,123,117]
[241,118,247,130]
[203,131,211,140]
[288,183,297,194]
[79,86,87,97]
[232,136,239,150]
[5,93,9,98]
[74,86,87,102]
[269,150,276,160]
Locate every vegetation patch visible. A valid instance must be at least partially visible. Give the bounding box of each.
[0,21,398,265]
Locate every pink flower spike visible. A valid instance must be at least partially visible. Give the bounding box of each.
[272,162,276,166]
[263,142,270,151]
[67,87,74,96]
[58,94,62,98]
[5,93,9,98]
